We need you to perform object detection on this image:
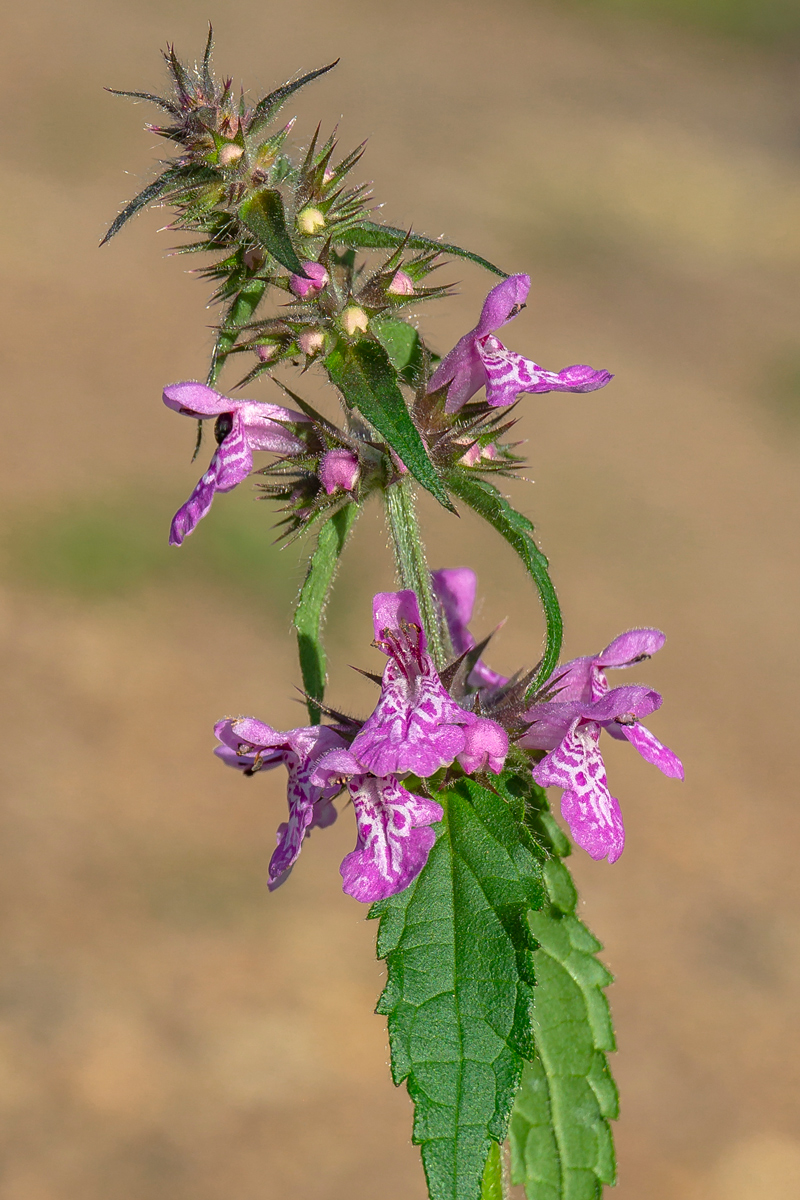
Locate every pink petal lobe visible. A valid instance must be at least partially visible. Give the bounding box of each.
[339,774,443,902]
[620,723,684,779]
[478,338,612,407]
[431,568,477,646]
[457,716,508,775]
[474,274,530,338]
[597,628,666,668]
[533,719,625,863]
[169,463,218,546]
[212,411,253,491]
[163,381,235,416]
[372,590,424,645]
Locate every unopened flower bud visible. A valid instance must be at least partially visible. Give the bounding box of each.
[341,306,369,337]
[458,443,482,468]
[256,342,279,362]
[387,270,414,296]
[319,449,360,494]
[289,262,329,300]
[298,329,326,356]
[297,206,325,235]
[218,143,243,166]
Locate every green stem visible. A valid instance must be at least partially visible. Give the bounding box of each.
[293,503,360,723]
[383,478,449,670]
[480,1142,505,1200]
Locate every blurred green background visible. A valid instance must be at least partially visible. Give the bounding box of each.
[2,1,800,1198]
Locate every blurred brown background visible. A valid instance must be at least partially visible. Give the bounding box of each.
[2,0,800,1196]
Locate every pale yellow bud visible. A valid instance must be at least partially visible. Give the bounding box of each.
[297,206,326,235]
[341,306,369,337]
[218,143,243,166]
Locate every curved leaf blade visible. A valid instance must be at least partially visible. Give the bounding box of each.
[326,339,454,511]
[248,60,339,132]
[446,472,562,692]
[239,189,307,276]
[371,777,545,1200]
[339,221,508,279]
[100,168,177,246]
[293,503,359,723]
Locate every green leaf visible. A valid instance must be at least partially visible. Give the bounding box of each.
[371,777,545,1200]
[446,472,562,693]
[293,503,359,723]
[238,189,307,276]
[338,221,508,278]
[248,60,340,134]
[100,168,177,246]
[325,339,454,511]
[508,776,618,1200]
[208,276,268,387]
[372,317,424,385]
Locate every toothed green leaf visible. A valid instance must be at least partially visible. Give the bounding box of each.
[339,221,508,278]
[508,777,618,1200]
[446,472,562,693]
[238,189,307,276]
[371,776,545,1200]
[325,339,454,511]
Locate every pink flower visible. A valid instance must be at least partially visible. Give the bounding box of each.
[387,270,414,296]
[432,567,508,691]
[318,448,360,494]
[427,274,612,412]
[163,382,308,545]
[214,719,346,889]
[347,590,508,778]
[519,630,683,863]
[289,261,329,299]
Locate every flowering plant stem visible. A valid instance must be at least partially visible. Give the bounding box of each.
[384,478,450,670]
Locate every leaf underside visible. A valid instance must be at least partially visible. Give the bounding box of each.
[510,778,618,1200]
[371,778,545,1200]
[326,339,454,510]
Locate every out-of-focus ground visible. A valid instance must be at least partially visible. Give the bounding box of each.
[2,0,800,1196]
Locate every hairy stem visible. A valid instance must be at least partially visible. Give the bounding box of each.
[383,478,449,670]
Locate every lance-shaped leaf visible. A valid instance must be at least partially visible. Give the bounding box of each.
[508,775,618,1200]
[326,339,454,511]
[247,60,340,134]
[100,168,178,246]
[293,503,359,724]
[339,221,508,279]
[371,777,545,1200]
[446,472,562,692]
[239,189,308,276]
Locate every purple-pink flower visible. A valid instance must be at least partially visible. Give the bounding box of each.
[163,381,308,545]
[347,590,508,778]
[427,274,612,413]
[318,448,360,494]
[519,629,683,863]
[214,719,345,889]
[289,261,329,299]
[432,567,508,691]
